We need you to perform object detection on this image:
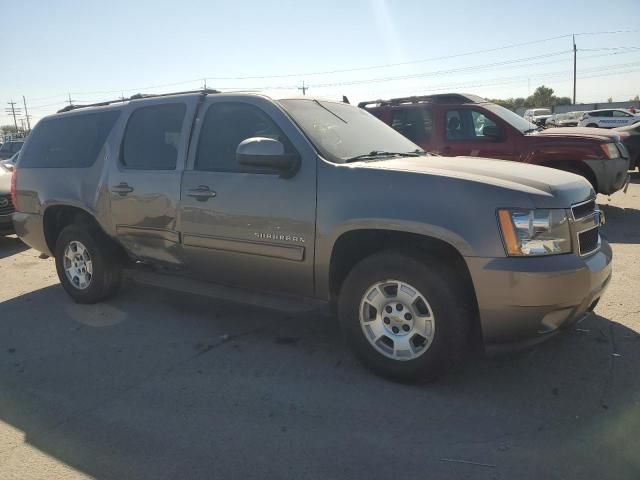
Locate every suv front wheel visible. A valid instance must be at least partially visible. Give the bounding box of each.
[338,251,471,382]
[54,224,123,304]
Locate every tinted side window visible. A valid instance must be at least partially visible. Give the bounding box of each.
[391,108,431,143]
[471,111,498,137]
[613,110,631,117]
[446,110,499,140]
[195,102,293,172]
[11,142,23,153]
[596,111,612,117]
[20,111,120,168]
[122,103,186,170]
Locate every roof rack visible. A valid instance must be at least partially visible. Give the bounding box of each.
[358,93,487,109]
[56,89,221,113]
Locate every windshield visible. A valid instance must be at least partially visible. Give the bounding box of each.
[484,104,537,133]
[278,99,421,163]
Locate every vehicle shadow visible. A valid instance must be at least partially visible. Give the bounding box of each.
[0,235,29,259]
[598,180,640,244]
[0,283,638,479]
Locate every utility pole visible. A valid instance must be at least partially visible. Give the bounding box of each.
[572,35,577,104]
[5,100,19,131]
[22,96,31,132]
[67,93,73,106]
[203,78,207,91]
[298,80,307,96]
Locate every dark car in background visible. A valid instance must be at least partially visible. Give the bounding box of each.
[360,94,630,194]
[0,141,24,160]
[615,122,640,170]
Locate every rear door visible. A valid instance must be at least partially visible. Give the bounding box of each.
[177,95,317,296]
[108,95,200,265]
[389,106,433,151]
[439,107,516,160]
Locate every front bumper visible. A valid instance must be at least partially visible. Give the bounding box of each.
[466,240,612,350]
[584,158,630,195]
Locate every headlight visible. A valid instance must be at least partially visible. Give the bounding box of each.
[600,143,619,159]
[498,209,571,256]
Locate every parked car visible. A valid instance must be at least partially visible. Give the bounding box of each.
[1,152,19,172]
[0,164,15,235]
[0,140,23,160]
[546,111,581,127]
[360,94,630,194]
[615,122,640,170]
[578,109,640,128]
[12,91,611,381]
[523,108,552,126]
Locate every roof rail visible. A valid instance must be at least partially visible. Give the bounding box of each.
[56,89,221,113]
[358,93,487,109]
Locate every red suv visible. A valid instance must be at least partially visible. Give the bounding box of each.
[359,94,630,195]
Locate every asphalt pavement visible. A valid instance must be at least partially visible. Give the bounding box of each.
[0,172,639,480]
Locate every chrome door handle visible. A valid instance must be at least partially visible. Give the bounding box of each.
[187,185,217,201]
[111,182,134,196]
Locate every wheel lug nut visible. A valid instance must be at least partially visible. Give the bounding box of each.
[385,306,392,314]
[402,324,410,332]
[405,313,412,321]
[392,326,399,334]
[384,317,390,324]
[396,304,403,311]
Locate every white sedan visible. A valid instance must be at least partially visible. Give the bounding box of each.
[578,109,640,128]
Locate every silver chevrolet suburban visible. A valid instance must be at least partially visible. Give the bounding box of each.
[11,91,612,381]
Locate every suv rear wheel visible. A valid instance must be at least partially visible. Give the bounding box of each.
[586,123,598,128]
[54,224,123,304]
[338,251,470,382]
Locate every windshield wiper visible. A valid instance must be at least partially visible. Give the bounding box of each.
[345,150,424,163]
[523,126,543,134]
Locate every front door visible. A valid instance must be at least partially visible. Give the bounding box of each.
[440,107,516,160]
[178,96,317,296]
[108,97,199,265]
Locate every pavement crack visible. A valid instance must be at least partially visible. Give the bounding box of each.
[599,321,618,410]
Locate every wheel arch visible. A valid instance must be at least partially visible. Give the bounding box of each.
[326,228,481,346]
[43,204,122,257]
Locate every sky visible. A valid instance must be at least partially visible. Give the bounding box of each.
[1,0,639,127]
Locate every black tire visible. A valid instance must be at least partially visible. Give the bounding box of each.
[586,123,598,128]
[54,224,123,304]
[338,251,472,382]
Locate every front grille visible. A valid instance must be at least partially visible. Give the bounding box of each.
[0,194,15,216]
[572,199,596,220]
[578,227,600,256]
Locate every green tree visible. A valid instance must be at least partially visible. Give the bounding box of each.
[528,85,555,107]
[0,125,19,134]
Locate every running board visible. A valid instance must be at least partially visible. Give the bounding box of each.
[126,269,328,314]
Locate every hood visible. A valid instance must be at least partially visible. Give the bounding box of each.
[353,155,592,207]
[535,126,620,142]
[0,167,11,194]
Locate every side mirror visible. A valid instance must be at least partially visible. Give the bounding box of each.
[482,125,501,139]
[236,137,300,178]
